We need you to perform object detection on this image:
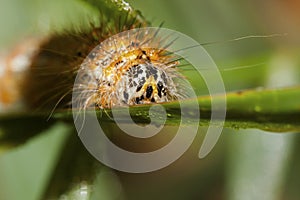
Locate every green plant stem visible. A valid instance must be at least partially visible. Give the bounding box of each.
[1,86,299,147]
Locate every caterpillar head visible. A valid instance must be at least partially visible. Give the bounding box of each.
[117,62,178,105]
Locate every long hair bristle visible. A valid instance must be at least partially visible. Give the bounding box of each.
[21,12,144,113]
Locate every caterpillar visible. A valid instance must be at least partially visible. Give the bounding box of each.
[3,0,211,117]
[73,27,187,110]
[0,5,285,114]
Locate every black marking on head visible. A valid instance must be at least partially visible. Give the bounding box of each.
[161,72,167,82]
[137,68,143,74]
[151,97,155,102]
[149,67,157,75]
[157,82,163,98]
[123,91,129,101]
[163,88,167,96]
[149,67,158,80]
[135,97,140,104]
[136,85,142,92]
[135,94,144,104]
[146,71,150,78]
[146,85,153,98]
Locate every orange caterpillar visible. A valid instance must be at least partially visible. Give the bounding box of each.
[0,13,186,113]
[73,28,185,110]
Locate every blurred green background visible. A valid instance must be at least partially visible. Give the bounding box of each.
[0,0,299,199]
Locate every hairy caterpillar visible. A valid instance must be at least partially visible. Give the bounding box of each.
[0,9,285,114]
[1,0,207,116]
[1,13,164,112]
[73,27,188,110]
